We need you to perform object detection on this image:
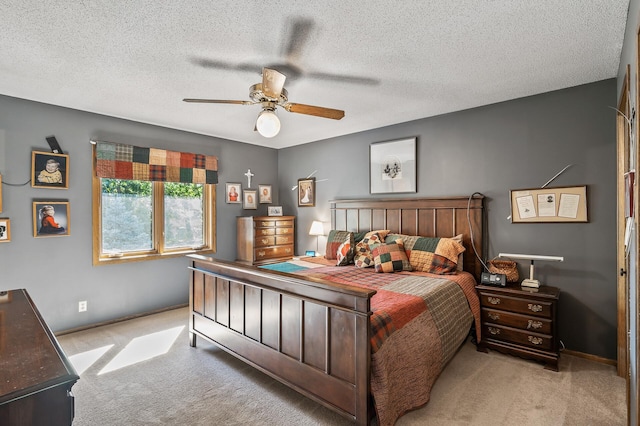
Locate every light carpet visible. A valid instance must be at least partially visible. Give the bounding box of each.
[57,307,626,425]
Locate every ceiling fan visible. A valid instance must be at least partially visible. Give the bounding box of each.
[183,67,345,138]
[190,17,378,86]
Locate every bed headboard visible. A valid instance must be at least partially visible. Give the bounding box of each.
[330,196,485,280]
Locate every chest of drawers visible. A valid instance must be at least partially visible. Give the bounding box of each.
[237,216,295,265]
[0,289,79,425]
[476,283,560,371]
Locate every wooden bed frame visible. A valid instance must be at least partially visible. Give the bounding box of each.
[188,196,484,425]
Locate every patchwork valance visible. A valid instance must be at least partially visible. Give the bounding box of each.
[94,141,218,184]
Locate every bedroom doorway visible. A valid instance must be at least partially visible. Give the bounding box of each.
[616,64,637,426]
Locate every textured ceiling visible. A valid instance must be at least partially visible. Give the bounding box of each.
[0,1,629,149]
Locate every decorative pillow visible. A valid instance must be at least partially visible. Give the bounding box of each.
[325,230,352,260]
[353,232,384,268]
[372,239,412,273]
[451,234,464,271]
[385,234,420,256]
[409,236,465,274]
[336,233,356,266]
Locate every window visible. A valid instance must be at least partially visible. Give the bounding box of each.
[92,144,216,265]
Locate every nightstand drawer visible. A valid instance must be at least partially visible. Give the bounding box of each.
[478,293,553,318]
[483,324,553,351]
[482,308,552,334]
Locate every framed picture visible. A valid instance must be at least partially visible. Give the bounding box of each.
[369,137,416,194]
[268,206,283,216]
[33,201,70,237]
[31,151,69,189]
[509,186,588,223]
[226,182,241,204]
[259,185,272,203]
[0,218,10,243]
[243,190,257,210]
[297,177,316,207]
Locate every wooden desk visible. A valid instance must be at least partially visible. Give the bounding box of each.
[0,289,79,425]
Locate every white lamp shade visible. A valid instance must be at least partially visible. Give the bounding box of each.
[309,221,324,236]
[256,110,281,138]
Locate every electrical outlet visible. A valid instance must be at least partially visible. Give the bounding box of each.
[78,301,87,312]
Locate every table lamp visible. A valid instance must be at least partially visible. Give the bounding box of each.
[498,253,564,288]
[309,221,324,257]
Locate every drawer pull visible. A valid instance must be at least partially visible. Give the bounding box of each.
[487,297,501,305]
[528,336,543,345]
[285,248,291,253]
[488,312,500,321]
[261,230,269,235]
[528,304,543,313]
[261,238,269,244]
[257,251,265,257]
[260,222,271,227]
[281,237,289,243]
[488,327,500,335]
[527,320,543,330]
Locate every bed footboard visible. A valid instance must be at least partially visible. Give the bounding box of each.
[188,255,376,425]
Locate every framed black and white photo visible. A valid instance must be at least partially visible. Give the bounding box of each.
[369,138,416,194]
[31,151,69,189]
[297,177,315,207]
[243,190,257,210]
[33,201,70,237]
[268,206,283,216]
[226,182,241,204]
[0,218,10,243]
[259,185,272,203]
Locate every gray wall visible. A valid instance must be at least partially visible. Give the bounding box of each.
[0,95,278,332]
[279,79,617,360]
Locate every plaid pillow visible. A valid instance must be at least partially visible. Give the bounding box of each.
[409,236,465,274]
[325,230,352,260]
[353,232,384,268]
[372,239,412,273]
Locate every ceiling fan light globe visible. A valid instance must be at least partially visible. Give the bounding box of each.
[256,110,281,138]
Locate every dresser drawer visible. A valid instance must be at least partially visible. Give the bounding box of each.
[256,220,277,228]
[255,236,275,247]
[255,245,294,261]
[255,228,276,237]
[478,292,552,318]
[276,235,292,245]
[482,308,552,334]
[483,324,553,351]
[276,227,293,235]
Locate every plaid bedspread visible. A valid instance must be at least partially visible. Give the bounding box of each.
[279,258,481,426]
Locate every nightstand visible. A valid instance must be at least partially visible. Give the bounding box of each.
[476,283,560,371]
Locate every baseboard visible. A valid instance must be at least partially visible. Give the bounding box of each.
[562,348,617,366]
[55,303,189,336]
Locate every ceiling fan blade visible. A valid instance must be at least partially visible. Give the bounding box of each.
[284,103,345,120]
[262,68,286,99]
[183,99,254,105]
[305,71,380,86]
[281,17,315,63]
[190,57,262,75]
